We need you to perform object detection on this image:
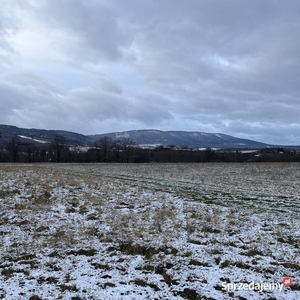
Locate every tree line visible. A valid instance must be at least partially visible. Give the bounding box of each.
[1,135,138,163]
[1,135,300,163]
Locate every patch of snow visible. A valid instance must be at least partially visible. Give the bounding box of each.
[18,135,49,144]
[0,163,299,299]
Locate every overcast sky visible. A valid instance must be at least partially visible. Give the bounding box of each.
[1,0,300,144]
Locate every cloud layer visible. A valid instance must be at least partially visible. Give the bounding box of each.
[1,0,300,144]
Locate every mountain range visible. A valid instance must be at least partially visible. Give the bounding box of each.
[0,124,291,150]
[89,130,270,149]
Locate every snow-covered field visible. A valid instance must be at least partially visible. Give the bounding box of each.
[0,163,299,300]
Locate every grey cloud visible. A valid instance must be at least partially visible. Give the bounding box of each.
[0,74,63,128]
[4,72,61,95]
[36,0,130,63]
[1,0,300,144]
[89,73,123,95]
[0,80,28,117]
[66,87,172,126]
[0,71,172,133]
[119,0,300,91]
[0,5,18,65]
[127,92,173,125]
[223,120,300,145]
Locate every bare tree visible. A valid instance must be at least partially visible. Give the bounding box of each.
[93,140,102,162]
[94,136,112,162]
[51,135,67,162]
[113,139,122,162]
[7,137,20,162]
[121,138,136,163]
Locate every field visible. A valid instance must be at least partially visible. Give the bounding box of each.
[0,163,299,300]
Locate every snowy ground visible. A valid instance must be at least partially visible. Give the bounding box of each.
[0,163,299,300]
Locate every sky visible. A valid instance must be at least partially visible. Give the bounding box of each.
[0,0,300,145]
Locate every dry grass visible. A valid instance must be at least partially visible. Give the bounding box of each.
[0,163,300,299]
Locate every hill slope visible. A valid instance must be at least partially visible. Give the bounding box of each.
[0,125,272,149]
[0,125,93,146]
[89,129,270,149]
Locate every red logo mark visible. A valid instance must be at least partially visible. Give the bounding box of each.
[283,277,292,287]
